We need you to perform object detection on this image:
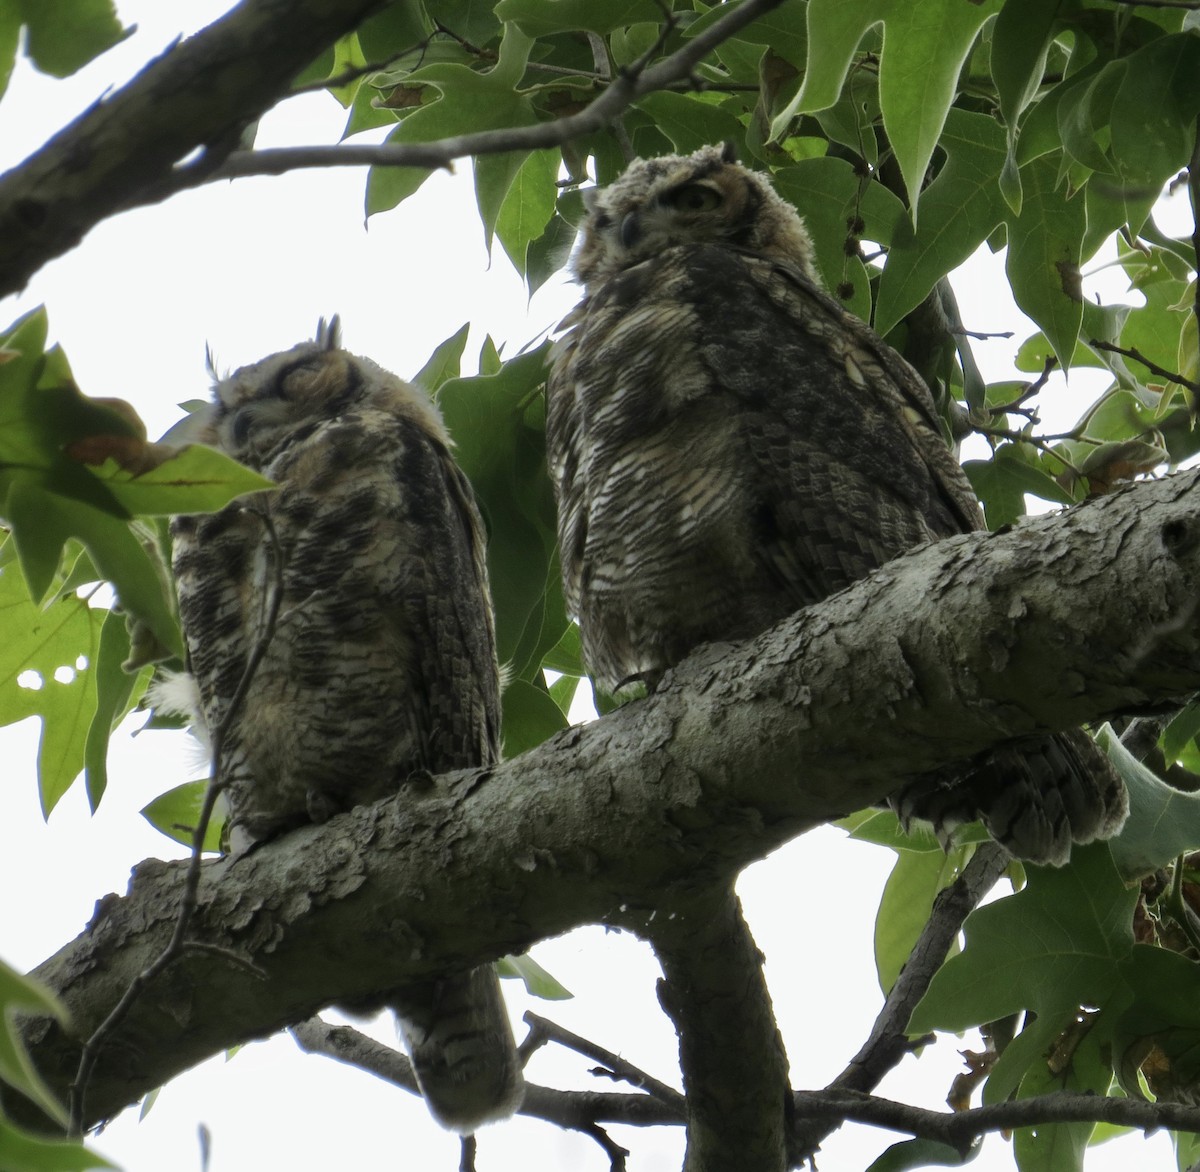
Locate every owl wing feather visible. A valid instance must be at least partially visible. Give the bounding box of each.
[172,345,519,1132]
[548,236,1127,863]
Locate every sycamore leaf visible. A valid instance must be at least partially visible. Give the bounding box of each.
[1095,725,1200,882]
[910,846,1139,1104]
[497,953,572,1000]
[141,780,224,853]
[0,957,68,1127]
[436,345,567,676]
[772,0,1001,219]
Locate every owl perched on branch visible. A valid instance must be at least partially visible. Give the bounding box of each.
[170,319,522,1130]
[546,143,1128,866]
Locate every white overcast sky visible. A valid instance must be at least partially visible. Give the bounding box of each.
[0,3,1193,1170]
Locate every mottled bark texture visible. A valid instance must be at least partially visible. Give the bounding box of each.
[14,469,1200,1133]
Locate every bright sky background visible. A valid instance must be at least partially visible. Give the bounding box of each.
[0,3,1194,1170]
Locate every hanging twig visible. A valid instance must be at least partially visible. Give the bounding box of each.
[68,508,285,1135]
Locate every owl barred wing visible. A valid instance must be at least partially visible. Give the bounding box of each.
[671,247,1126,863]
[172,335,520,1131]
[548,172,1126,864]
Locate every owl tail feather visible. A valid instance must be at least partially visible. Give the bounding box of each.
[389,965,524,1133]
[890,729,1129,867]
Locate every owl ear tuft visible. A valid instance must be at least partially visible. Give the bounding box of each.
[720,140,738,164]
[316,315,342,351]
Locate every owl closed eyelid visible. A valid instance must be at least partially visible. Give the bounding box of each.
[169,318,522,1131]
[546,143,1127,867]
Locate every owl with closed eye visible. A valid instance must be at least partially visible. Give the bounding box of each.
[169,318,522,1131]
[546,143,1128,865]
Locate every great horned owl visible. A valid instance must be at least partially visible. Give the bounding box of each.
[170,319,522,1130]
[545,143,1128,866]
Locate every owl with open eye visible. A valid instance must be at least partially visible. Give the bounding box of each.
[545,143,1128,865]
[169,318,522,1130]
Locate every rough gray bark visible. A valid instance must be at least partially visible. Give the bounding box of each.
[0,0,394,298]
[0,0,786,300]
[14,468,1200,1137]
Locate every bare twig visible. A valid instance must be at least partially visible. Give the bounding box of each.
[523,1013,683,1109]
[159,0,785,194]
[581,1123,630,1171]
[1189,121,1200,372]
[794,1085,1200,1149]
[68,509,285,1134]
[1089,340,1200,394]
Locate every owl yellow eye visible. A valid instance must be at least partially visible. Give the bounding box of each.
[665,183,723,212]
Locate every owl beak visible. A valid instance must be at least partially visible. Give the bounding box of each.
[619,211,642,249]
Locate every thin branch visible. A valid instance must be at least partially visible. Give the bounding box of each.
[290,1015,682,1128]
[792,845,1010,1158]
[156,0,786,196]
[1089,340,1200,394]
[523,1013,684,1109]
[795,1085,1200,1150]
[68,509,285,1135]
[1189,120,1200,371]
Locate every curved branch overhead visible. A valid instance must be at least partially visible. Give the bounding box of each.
[18,468,1200,1129]
[0,0,786,299]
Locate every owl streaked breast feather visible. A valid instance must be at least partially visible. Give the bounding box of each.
[169,319,522,1131]
[546,143,1128,867]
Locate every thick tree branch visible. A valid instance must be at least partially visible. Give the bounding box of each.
[650,888,791,1172]
[0,0,785,299]
[14,469,1200,1130]
[0,0,391,299]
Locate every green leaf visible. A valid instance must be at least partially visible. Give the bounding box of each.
[683,0,809,70]
[1013,1017,1111,1171]
[494,149,560,275]
[411,323,470,393]
[0,562,103,814]
[835,807,941,853]
[637,92,747,155]
[1110,34,1200,192]
[991,0,1059,130]
[0,3,19,101]
[367,24,537,216]
[5,483,183,664]
[16,0,131,78]
[1095,724,1200,882]
[775,0,1001,218]
[497,952,573,999]
[910,845,1139,1103]
[83,608,147,811]
[540,620,584,676]
[771,158,906,323]
[1005,154,1085,370]
[76,445,273,518]
[875,110,1007,337]
[436,345,567,674]
[0,1117,116,1171]
[141,780,224,853]
[875,847,964,994]
[501,677,567,757]
[0,957,68,1127]
[865,1137,977,1171]
[356,1,428,62]
[494,0,663,37]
